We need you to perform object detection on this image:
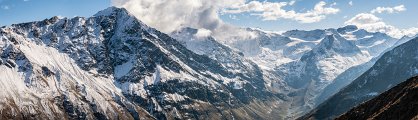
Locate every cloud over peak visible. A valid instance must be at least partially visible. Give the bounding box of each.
[112,0,246,33]
[344,4,418,38]
[345,13,418,38]
[112,0,261,43]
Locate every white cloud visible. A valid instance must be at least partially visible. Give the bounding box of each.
[345,5,417,38]
[223,1,340,23]
[112,0,247,33]
[345,13,418,38]
[348,1,353,6]
[194,28,212,38]
[112,0,259,42]
[371,5,406,14]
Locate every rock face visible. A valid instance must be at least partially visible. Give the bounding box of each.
[0,7,286,120]
[301,37,418,120]
[337,76,418,120]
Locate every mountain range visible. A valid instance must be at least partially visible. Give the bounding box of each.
[0,7,417,120]
[301,37,418,120]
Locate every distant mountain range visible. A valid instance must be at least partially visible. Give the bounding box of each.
[301,37,418,120]
[0,6,417,120]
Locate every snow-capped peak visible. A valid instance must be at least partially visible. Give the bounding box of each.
[316,34,360,54]
[94,6,129,17]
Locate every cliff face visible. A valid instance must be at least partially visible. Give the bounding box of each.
[337,76,418,120]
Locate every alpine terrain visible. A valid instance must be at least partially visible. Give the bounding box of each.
[0,5,417,120]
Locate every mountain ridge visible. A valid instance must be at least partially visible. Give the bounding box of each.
[0,7,287,119]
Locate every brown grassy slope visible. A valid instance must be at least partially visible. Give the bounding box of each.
[336,76,418,120]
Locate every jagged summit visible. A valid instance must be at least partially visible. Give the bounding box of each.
[94,6,129,17]
[299,33,362,62]
[316,34,360,54]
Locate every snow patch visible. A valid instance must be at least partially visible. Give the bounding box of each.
[366,92,379,96]
[114,59,134,79]
[164,93,187,102]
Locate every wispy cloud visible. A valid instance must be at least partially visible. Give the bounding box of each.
[371,5,406,14]
[348,1,353,6]
[223,1,340,23]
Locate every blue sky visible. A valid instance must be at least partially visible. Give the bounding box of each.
[0,0,111,26]
[1,0,417,33]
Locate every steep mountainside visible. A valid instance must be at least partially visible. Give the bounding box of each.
[316,32,416,106]
[301,37,418,120]
[0,7,287,120]
[170,27,288,93]
[277,27,399,117]
[336,76,418,120]
[278,31,370,117]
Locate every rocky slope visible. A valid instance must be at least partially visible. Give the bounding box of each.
[301,37,418,120]
[336,76,418,120]
[0,7,287,120]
